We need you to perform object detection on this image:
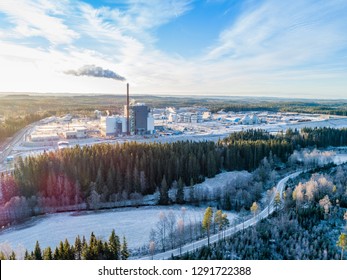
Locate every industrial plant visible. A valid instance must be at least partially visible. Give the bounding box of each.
[100,83,154,136]
[19,82,332,149]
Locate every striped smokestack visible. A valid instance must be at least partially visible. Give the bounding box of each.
[126,83,130,135]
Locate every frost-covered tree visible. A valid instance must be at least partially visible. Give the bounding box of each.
[319,195,331,219]
[250,202,259,218]
[157,212,168,252]
[202,207,213,246]
[149,241,155,259]
[274,192,282,212]
[337,233,347,260]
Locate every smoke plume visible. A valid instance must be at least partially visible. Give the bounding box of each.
[65,65,126,81]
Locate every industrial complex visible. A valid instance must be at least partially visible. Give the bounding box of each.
[13,83,341,150]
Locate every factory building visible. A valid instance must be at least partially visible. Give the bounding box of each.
[100,115,127,136]
[62,127,88,139]
[124,103,154,135]
[30,133,59,142]
[241,114,260,125]
[99,84,154,137]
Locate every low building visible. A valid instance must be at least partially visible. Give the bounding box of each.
[30,133,59,142]
[100,115,127,136]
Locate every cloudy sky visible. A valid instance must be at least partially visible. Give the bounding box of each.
[0,0,346,98]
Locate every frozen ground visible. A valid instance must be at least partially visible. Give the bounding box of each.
[0,204,237,254]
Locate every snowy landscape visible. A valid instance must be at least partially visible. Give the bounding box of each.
[0,204,237,255]
[1,145,346,259]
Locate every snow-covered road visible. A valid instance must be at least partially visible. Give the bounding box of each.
[137,171,302,260]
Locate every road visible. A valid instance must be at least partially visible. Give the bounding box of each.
[138,170,302,260]
[0,122,36,172]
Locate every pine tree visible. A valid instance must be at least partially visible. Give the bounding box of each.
[176,177,185,204]
[34,240,42,260]
[74,235,82,260]
[9,251,16,260]
[43,247,53,260]
[24,250,32,260]
[108,229,121,260]
[121,237,129,260]
[159,175,169,205]
[53,247,60,260]
[63,239,74,260]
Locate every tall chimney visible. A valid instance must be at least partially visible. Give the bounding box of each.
[126,83,130,135]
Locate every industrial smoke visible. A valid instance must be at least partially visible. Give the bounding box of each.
[65,65,126,81]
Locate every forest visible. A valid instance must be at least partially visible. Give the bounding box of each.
[0,113,46,143]
[1,128,347,227]
[0,229,129,260]
[175,163,347,260]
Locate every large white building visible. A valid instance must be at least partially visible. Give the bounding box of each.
[100,115,127,136]
[241,114,260,125]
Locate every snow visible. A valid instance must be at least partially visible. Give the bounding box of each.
[0,171,244,254]
[190,171,252,201]
[0,204,237,254]
[194,171,252,193]
[333,154,347,164]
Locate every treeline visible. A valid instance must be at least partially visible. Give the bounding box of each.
[0,114,46,143]
[176,165,347,260]
[210,102,347,116]
[0,230,129,260]
[1,128,347,227]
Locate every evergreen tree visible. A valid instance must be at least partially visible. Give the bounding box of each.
[121,237,129,260]
[63,239,74,260]
[24,250,32,260]
[159,175,169,205]
[53,247,60,260]
[176,177,185,204]
[74,235,82,260]
[34,241,42,260]
[108,229,121,260]
[9,251,16,260]
[43,247,53,260]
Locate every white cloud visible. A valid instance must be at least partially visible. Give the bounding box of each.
[0,0,346,98]
[0,0,78,45]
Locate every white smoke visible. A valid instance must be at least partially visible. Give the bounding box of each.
[65,65,126,81]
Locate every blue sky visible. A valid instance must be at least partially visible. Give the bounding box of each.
[0,0,346,98]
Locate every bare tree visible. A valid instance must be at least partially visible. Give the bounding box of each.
[157,212,168,252]
[337,233,347,260]
[177,219,184,255]
[202,207,213,246]
[149,241,155,260]
[250,202,259,218]
[167,211,177,249]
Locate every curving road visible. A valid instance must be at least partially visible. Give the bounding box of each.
[0,122,37,172]
[137,170,302,260]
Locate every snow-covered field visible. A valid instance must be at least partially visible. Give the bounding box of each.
[0,204,237,254]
